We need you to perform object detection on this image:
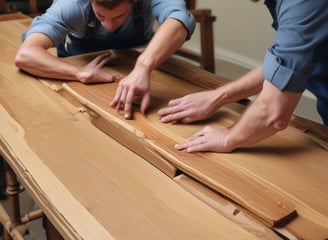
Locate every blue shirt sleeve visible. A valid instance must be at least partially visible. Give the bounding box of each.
[22,0,90,46]
[262,0,328,92]
[151,0,195,40]
[22,0,195,48]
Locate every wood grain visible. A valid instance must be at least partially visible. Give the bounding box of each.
[63,78,298,228]
[0,20,267,240]
[174,174,281,240]
[62,50,328,238]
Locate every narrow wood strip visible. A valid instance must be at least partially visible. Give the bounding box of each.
[175,174,328,240]
[174,174,281,240]
[91,114,177,178]
[275,214,328,240]
[149,137,297,228]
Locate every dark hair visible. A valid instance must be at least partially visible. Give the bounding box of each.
[91,0,134,8]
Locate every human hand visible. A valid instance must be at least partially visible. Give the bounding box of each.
[110,64,151,119]
[175,125,234,153]
[158,90,220,123]
[78,52,122,83]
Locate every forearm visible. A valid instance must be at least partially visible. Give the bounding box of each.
[135,18,188,72]
[224,81,302,151]
[15,46,81,81]
[214,65,264,106]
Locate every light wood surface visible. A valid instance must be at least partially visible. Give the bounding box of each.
[62,50,328,239]
[0,17,276,240]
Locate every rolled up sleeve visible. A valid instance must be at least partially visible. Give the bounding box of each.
[262,49,308,92]
[262,0,328,93]
[152,0,196,40]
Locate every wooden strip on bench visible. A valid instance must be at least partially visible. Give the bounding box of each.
[63,80,297,228]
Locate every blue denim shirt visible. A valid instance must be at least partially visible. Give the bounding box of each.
[22,0,195,55]
[262,0,328,92]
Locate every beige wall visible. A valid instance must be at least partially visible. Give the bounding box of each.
[183,0,322,123]
[185,0,274,68]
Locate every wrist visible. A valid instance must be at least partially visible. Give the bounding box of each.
[136,52,157,74]
[75,67,91,83]
[223,129,237,153]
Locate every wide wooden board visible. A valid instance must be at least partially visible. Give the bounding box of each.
[63,51,328,237]
[62,73,298,226]
[0,20,266,239]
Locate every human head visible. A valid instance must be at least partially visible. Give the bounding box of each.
[91,0,134,9]
[90,0,136,32]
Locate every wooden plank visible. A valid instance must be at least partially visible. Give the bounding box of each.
[0,20,264,240]
[0,104,115,240]
[175,174,328,240]
[62,49,328,236]
[174,174,281,240]
[92,115,178,178]
[63,79,297,228]
[0,76,261,240]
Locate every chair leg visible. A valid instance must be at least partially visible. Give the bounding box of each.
[199,11,216,73]
[0,156,6,200]
[43,216,64,240]
[28,0,38,15]
[4,161,23,228]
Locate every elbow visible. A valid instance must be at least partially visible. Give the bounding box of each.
[15,47,30,70]
[266,112,290,133]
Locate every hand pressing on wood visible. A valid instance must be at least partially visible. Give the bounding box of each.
[77,52,122,84]
[110,64,151,119]
[158,89,222,123]
[15,33,120,84]
[110,18,189,120]
[174,125,233,153]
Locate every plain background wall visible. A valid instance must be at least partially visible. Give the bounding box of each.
[183,0,322,124]
[185,0,273,68]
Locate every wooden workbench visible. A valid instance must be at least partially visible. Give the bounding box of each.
[0,16,328,240]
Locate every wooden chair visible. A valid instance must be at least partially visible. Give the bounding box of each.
[0,0,39,16]
[0,0,5,12]
[176,0,217,73]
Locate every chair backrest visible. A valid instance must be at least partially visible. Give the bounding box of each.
[177,0,216,73]
[185,0,196,10]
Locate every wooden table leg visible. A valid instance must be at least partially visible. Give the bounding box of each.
[43,216,64,240]
[3,161,23,229]
[0,159,25,240]
[0,156,6,200]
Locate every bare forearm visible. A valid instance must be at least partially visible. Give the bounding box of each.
[224,81,302,151]
[15,46,80,81]
[214,65,264,106]
[136,18,188,72]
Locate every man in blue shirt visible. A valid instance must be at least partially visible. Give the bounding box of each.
[158,0,328,153]
[15,0,195,119]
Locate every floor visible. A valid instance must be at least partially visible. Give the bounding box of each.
[0,191,46,240]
